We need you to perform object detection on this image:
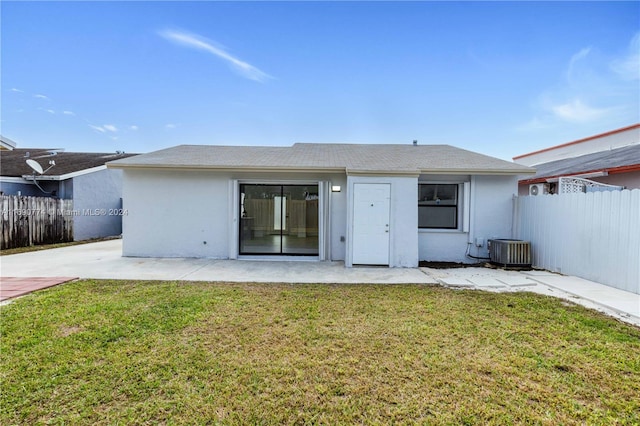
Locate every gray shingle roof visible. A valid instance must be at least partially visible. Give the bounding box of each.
[522,144,640,182]
[108,143,534,175]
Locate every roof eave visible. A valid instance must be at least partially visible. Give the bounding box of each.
[20,165,108,181]
[107,163,345,174]
[513,123,640,161]
[107,162,534,176]
[419,168,535,175]
[346,169,420,177]
[0,176,34,184]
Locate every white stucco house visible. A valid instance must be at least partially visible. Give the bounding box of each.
[107,143,534,267]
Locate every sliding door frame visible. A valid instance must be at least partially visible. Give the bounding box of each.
[236,180,326,258]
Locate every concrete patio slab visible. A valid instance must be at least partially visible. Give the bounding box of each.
[0,240,214,281]
[495,276,537,287]
[0,240,437,284]
[422,267,540,290]
[184,259,438,284]
[466,276,505,288]
[438,277,474,288]
[522,270,558,276]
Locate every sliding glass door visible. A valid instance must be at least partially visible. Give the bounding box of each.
[239,184,319,255]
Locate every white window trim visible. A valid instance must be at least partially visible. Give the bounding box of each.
[418,181,470,233]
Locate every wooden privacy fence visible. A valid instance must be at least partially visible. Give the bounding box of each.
[244,198,319,237]
[515,189,640,294]
[1,195,74,249]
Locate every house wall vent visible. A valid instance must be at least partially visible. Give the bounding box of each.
[488,239,531,268]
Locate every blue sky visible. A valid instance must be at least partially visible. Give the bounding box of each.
[2,1,638,160]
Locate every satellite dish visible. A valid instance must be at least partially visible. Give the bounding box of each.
[26,159,44,174]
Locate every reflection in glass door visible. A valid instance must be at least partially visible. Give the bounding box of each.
[274,195,286,231]
[239,184,319,255]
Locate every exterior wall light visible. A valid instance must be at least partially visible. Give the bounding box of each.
[331,185,341,192]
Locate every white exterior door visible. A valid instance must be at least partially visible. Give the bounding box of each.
[352,183,390,265]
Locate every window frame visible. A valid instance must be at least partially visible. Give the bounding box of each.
[418,183,461,230]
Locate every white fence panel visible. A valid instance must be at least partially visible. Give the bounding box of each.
[515,189,640,294]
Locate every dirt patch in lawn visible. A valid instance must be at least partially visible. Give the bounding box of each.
[419,261,486,268]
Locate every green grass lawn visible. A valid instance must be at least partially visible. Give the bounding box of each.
[1,281,639,425]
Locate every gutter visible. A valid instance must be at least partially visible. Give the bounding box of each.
[418,168,535,176]
[0,176,36,184]
[21,165,108,181]
[107,162,534,176]
[346,169,420,177]
[106,163,346,174]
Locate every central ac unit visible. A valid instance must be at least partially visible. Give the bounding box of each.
[529,183,549,196]
[488,239,531,268]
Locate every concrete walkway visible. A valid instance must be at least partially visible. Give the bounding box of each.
[1,239,638,326]
[0,277,77,301]
[426,267,640,326]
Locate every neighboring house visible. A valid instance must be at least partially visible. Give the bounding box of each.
[1,135,17,151]
[514,124,640,196]
[1,148,137,241]
[108,143,533,267]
